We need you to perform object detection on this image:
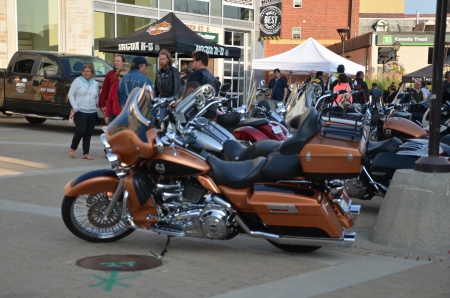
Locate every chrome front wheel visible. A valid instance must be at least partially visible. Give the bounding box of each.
[61,193,134,242]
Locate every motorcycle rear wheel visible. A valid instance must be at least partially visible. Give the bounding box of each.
[267,240,321,253]
[61,193,134,242]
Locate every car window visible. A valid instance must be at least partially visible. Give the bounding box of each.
[59,57,113,78]
[13,54,36,74]
[38,56,59,76]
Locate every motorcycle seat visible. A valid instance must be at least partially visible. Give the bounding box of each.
[367,137,402,159]
[234,118,269,129]
[280,108,320,155]
[262,152,303,181]
[222,139,280,161]
[207,155,266,188]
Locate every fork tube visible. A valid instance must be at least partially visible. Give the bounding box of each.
[103,176,125,220]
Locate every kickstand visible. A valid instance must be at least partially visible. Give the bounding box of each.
[149,236,171,259]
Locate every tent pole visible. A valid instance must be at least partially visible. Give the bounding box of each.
[237,58,241,108]
[175,52,178,69]
[290,71,292,84]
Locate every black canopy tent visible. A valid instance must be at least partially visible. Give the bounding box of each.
[98,12,241,59]
[401,65,434,83]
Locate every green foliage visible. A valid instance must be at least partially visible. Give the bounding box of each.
[365,74,399,91]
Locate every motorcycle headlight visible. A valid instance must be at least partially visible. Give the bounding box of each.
[106,153,120,169]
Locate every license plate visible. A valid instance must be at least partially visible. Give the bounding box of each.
[272,125,283,134]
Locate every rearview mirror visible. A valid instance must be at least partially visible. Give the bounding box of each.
[220,83,231,93]
[397,93,405,100]
[260,80,265,87]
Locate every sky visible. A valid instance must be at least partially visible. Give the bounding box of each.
[404,0,437,14]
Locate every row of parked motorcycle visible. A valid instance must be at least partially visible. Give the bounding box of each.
[59,79,450,256]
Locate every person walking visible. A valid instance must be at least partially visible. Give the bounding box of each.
[154,49,181,126]
[118,56,154,108]
[267,68,288,110]
[369,82,383,105]
[104,67,128,124]
[98,54,126,113]
[68,64,99,160]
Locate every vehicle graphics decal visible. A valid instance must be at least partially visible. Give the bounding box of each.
[147,21,172,35]
[16,82,25,93]
[40,81,56,100]
[14,76,20,83]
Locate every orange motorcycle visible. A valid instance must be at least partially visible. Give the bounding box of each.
[62,84,363,256]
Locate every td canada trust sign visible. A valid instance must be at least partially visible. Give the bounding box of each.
[377,32,450,46]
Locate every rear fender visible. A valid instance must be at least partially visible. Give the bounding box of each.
[64,169,119,197]
[233,126,269,142]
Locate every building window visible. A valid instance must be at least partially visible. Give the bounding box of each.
[293,0,302,8]
[292,27,301,39]
[174,0,209,16]
[17,0,59,51]
[117,0,157,8]
[94,12,115,64]
[223,5,254,21]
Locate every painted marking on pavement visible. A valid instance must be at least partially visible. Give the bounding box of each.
[0,199,61,218]
[89,271,140,292]
[211,253,429,298]
[0,165,106,179]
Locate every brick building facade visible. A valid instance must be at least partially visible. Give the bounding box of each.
[262,0,360,82]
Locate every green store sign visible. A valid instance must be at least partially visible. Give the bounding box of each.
[195,31,218,43]
[376,33,450,46]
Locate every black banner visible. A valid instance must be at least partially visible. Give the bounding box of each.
[259,0,282,40]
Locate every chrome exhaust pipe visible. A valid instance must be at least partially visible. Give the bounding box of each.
[349,199,361,220]
[235,214,356,248]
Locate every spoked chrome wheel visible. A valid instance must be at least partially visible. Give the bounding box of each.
[61,193,134,242]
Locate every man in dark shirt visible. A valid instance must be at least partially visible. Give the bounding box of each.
[383,82,398,105]
[443,71,450,103]
[187,51,221,96]
[369,82,383,105]
[353,71,369,104]
[267,68,288,110]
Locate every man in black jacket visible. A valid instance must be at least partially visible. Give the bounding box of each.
[327,64,353,91]
[353,71,369,104]
[154,48,181,126]
[443,71,450,103]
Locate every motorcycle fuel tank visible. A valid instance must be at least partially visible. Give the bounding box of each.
[383,117,426,139]
[195,120,236,153]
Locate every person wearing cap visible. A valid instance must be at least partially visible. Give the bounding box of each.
[327,64,353,91]
[117,56,154,108]
[313,71,325,96]
[267,68,288,110]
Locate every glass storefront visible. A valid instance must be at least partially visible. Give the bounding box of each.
[223,31,248,105]
[17,0,59,51]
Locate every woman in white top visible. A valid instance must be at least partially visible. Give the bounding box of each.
[68,64,99,160]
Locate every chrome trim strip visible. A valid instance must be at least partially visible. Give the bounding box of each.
[235,214,356,248]
[5,111,64,121]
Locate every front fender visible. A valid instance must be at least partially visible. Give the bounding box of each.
[64,169,119,197]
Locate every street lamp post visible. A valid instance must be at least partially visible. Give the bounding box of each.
[336,28,351,57]
[393,41,401,61]
[379,54,389,73]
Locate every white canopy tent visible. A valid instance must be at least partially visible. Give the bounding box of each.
[252,37,365,75]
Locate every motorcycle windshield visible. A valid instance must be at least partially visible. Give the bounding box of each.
[106,86,152,142]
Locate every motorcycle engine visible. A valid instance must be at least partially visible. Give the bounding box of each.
[344,178,367,199]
